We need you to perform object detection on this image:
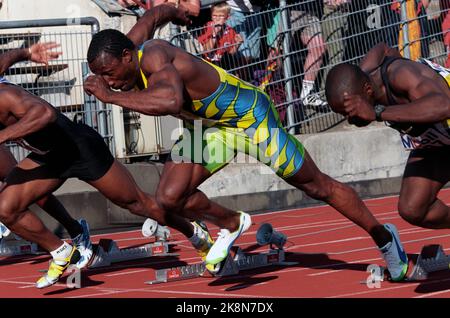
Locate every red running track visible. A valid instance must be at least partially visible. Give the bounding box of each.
[0,189,449,298]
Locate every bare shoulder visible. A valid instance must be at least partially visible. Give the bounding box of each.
[140,40,175,73]
[0,85,24,104]
[388,59,447,94]
[389,59,437,82]
[0,84,45,110]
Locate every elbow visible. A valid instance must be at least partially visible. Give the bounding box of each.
[165,96,183,115]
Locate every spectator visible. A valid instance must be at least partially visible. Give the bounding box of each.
[267,1,326,107]
[320,0,351,92]
[226,0,262,64]
[198,3,243,64]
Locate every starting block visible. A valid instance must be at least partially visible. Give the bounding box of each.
[146,223,297,284]
[0,238,41,257]
[88,238,177,268]
[407,244,450,281]
[0,231,42,258]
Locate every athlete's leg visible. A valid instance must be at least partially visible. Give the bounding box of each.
[35,195,83,238]
[0,145,82,238]
[87,160,195,237]
[0,144,17,178]
[0,158,67,251]
[398,148,450,228]
[156,161,241,231]
[285,150,392,247]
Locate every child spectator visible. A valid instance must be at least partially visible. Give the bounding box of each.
[198,2,242,64]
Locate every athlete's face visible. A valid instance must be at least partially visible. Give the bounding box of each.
[89,50,138,91]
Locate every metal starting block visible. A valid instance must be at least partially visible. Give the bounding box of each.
[88,238,177,268]
[407,244,450,281]
[0,236,41,257]
[146,246,297,284]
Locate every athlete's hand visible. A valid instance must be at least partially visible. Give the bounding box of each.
[343,93,376,126]
[28,42,62,65]
[83,75,112,103]
[163,3,192,26]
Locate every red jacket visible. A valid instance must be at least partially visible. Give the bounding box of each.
[198,21,239,62]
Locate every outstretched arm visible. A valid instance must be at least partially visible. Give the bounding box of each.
[127,4,191,46]
[0,42,62,75]
[84,44,184,116]
[0,87,57,144]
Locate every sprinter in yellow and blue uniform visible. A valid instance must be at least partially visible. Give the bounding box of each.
[85,30,408,281]
[138,46,305,178]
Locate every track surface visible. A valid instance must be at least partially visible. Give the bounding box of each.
[0,189,449,298]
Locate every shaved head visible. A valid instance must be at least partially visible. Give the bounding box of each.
[325,63,372,112]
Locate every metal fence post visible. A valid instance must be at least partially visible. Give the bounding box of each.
[400,0,411,59]
[279,0,296,134]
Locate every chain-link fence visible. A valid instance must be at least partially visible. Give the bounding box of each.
[162,0,449,134]
[0,17,116,160]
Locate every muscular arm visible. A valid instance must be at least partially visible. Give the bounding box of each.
[0,48,30,75]
[379,63,450,123]
[0,88,57,144]
[127,4,190,46]
[360,42,402,73]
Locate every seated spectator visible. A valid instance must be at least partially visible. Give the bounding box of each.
[226,0,262,64]
[198,2,243,64]
[266,2,327,108]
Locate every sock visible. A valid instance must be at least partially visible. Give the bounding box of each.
[68,221,83,239]
[370,225,393,249]
[379,240,392,252]
[50,242,73,266]
[300,80,314,99]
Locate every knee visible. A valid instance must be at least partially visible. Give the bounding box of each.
[0,196,20,226]
[156,187,185,212]
[398,199,427,226]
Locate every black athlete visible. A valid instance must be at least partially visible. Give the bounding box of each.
[325,42,450,230]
